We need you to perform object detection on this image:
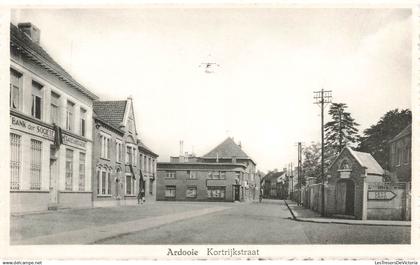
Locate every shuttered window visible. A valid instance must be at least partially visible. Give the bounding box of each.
[78,153,86,191]
[30,139,42,190]
[65,149,74,191]
[10,133,21,190]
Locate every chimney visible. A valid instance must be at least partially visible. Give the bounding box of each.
[18,23,40,44]
[179,140,184,162]
[238,141,242,149]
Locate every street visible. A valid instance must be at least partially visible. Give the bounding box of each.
[11,200,410,245]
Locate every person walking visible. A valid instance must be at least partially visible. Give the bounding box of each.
[140,188,146,204]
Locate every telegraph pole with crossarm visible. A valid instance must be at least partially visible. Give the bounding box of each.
[313,89,332,216]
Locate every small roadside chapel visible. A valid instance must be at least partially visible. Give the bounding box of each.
[326,147,410,221]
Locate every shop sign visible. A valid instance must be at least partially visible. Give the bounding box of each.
[62,134,86,149]
[11,114,86,149]
[11,115,54,141]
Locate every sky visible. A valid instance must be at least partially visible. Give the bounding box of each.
[11,8,412,172]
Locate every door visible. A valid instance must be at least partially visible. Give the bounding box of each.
[49,156,58,205]
[336,180,355,216]
[234,185,240,201]
[345,180,355,216]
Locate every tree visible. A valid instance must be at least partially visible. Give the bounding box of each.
[301,142,322,183]
[358,109,411,170]
[324,103,360,158]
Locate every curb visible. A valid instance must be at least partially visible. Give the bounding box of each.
[283,200,297,220]
[283,200,410,227]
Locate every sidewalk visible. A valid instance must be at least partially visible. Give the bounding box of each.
[284,200,411,227]
[11,202,232,244]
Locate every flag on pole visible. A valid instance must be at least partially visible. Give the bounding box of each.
[53,123,63,149]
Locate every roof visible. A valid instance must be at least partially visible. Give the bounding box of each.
[389,124,411,143]
[347,147,384,175]
[202,137,255,163]
[10,23,98,100]
[137,139,158,157]
[263,171,287,183]
[93,100,127,129]
[93,110,124,135]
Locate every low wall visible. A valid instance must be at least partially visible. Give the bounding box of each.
[366,182,410,221]
[10,191,50,213]
[59,191,92,209]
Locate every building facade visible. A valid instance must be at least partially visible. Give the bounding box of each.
[92,98,158,207]
[156,162,247,202]
[389,124,411,182]
[10,23,98,213]
[157,137,259,202]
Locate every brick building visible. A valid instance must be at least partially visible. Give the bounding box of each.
[92,98,158,207]
[389,124,411,182]
[156,137,259,202]
[10,23,98,213]
[326,147,384,219]
[261,171,288,199]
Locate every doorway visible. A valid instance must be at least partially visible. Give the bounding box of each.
[49,147,59,209]
[336,179,355,216]
[233,185,240,201]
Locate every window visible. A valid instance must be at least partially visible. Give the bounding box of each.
[188,170,197,179]
[116,140,122,162]
[396,147,401,166]
[126,146,133,164]
[165,186,176,198]
[80,108,86,137]
[31,81,43,119]
[186,187,197,198]
[403,144,410,165]
[65,149,74,191]
[126,175,135,195]
[30,139,42,190]
[66,101,75,131]
[78,152,86,191]
[97,167,111,195]
[10,69,21,110]
[207,186,226,199]
[10,133,21,190]
[166,171,176,179]
[100,134,111,159]
[50,92,61,125]
[208,171,225,180]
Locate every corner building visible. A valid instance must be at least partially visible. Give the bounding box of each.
[9,23,98,213]
[156,137,258,202]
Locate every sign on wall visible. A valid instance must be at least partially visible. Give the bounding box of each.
[11,114,86,149]
[367,182,398,201]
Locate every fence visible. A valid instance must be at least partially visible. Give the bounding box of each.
[290,182,411,221]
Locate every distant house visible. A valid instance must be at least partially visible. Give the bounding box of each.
[262,171,288,199]
[156,137,259,202]
[389,124,411,182]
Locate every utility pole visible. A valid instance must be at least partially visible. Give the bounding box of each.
[313,89,332,216]
[297,142,302,205]
[297,142,302,189]
[289,162,294,200]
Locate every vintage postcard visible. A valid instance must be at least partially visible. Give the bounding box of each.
[0,2,418,261]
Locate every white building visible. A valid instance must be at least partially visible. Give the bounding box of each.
[10,22,98,213]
